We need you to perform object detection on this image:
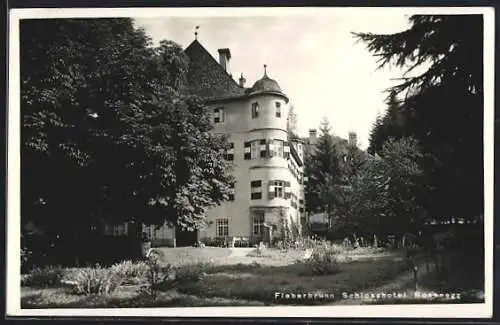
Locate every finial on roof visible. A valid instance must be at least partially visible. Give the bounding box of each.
[264,64,267,76]
[194,25,200,40]
[239,73,246,87]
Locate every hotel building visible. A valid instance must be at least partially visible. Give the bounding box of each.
[108,38,306,246]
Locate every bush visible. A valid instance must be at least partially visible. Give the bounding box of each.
[72,266,122,296]
[21,265,64,287]
[139,249,176,301]
[175,262,214,283]
[200,237,227,247]
[110,260,149,285]
[300,246,342,276]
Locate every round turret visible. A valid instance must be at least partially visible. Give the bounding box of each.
[250,75,283,94]
[247,65,288,102]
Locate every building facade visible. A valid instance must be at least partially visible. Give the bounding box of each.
[184,39,306,244]
[105,39,306,246]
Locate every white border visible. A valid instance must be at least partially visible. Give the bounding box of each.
[6,6,495,318]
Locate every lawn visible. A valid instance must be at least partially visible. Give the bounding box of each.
[362,249,485,305]
[21,246,413,308]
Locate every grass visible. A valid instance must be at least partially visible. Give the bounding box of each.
[21,286,266,308]
[363,250,485,305]
[175,259,413,305]
[21,246,413,308]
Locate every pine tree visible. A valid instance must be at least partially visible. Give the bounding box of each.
[354,15,484,220]
[304,117,342,228]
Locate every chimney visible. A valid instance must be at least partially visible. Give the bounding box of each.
[239,73,246,87]
[309,129,317,145]
[217,48,231,74]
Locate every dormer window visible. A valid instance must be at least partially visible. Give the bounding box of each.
[251,102,259,119]
[214,107,224,123]
[275,102,281,117]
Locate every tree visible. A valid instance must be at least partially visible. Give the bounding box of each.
[21,18,233,253]
[343,132,367,181]
[344,155,390,236]
[379,137,425,234]
[354,15,483,220]
[287,104,298,139]
[343,137,424,237]
[368,91,406,154]
[304,118,342,227]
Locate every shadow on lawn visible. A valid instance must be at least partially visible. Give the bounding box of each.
[21,250,413,308]
[21,288,266,308]
[176,259,414,305]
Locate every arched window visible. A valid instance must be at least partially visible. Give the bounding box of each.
[251,102,259,118]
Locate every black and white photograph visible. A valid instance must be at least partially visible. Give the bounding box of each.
[6,6,494,318]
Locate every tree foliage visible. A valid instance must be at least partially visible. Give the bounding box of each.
[21,18,233,242]
[304,118,342,224]
[355,15,483,219]
[342,137,424,236]
[287,104,298,139]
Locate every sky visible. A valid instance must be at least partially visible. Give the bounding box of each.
[134,10,415,150]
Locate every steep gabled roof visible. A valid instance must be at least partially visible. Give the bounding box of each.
[184,40,247,102]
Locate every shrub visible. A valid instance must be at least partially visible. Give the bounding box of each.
[110,260,149,285]
[21,265,64,287]
[175,261,214,283]
[199,237,227,247]
[72,266,122,296]
[140,249,175,301]
[300,246,342,276]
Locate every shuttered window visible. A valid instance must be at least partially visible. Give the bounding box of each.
[270,139,284,158]
[214,107,224,123]
[224,142,234,161]
[260,139,267,158]
[268,180,291,200]
[251,180,262,200]
[244,141,251,160]
[251,141,260,159]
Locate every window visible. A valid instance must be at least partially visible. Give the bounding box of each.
[214,107,224,123]
[252,212,265,236]
[268,180,290,200]
[260,139,267,158]
[275,102,281,117]
[251,141,260,159]
[224,142,234,161]
[251,102,259,118]
[216,218,229,237]
[270,139,284,158]
[244,142,251,160]
[251,180,262,200]
[274,181,284,198]
[284,141,290,159]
